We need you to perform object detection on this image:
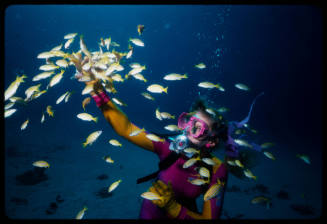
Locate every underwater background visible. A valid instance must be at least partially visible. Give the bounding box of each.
[4,4,323,219]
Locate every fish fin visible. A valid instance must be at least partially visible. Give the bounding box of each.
[94,117,98,123]
[82,142,87,148]
[164,87,168,94]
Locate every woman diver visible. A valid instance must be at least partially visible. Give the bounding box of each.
[71,57,262,219]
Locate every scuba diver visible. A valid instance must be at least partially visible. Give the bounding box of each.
[72,57,264,219]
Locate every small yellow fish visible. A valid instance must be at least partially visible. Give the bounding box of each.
[56,91,69,104]
[183,157,200,169]
[243,169,257,180]
[160,112,175,119]
[155,108,162,121]
[163,73,188,81]
[50,44,63,51]
[5,74,27,101]
[30,89,47,100]
[103,156,114,163]
[227,160,237,166]
[81,83,94,95]
[109,139,122,147]
[141,92,155,101]
[132,73,147,82]
[234,139,253,148]
[39,63,59,71]
[129,62,141,68]
[251,196,271,209]
[75,206,87,220]
[263,151,276,160]
[198,82,220,89]
[112,97,127,107]
[188,178,209,186]
[198,167,210,178]
[145,134,165,142]
[46,105,54,117]
[129,38,144,47]
[128,65,146,75]
[37,51,55,59]
[111,74,124,82]
[55,59,69,68]
[5,109,17,118]
[201,158,217,166]
[41,113,45,123]
[5,102,15,110]
[64,91,73,103]
[164,125,181,132]
[108,179,122,193]
[147,84,168,94]
[48,70,65,88]
[32,160,50,168]
[25,84,41,100]
[64,33,78,39]
[205,108,216,116]
[20,119,29,130]
[183,147,199,154]
[83,130,102,147]
[129,127,146,137]
[235,159,244,168]
[235,83,250,91]
[77,113,98,122]
[32,71,55,81]
[82,97,91,111]
[64,38,74,49]
[204,178,225,201]
[141,192,162,201]
[195,63,206,69]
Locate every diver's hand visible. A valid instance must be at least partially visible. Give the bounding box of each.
[150,180,181,218]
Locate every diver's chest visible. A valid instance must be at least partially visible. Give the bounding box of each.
[158,157,206,198]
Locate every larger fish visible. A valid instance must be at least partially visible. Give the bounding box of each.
[83,130,102,147]
[32,71,55,81]
[5,74,27,101]
[198,82,220,89]
[163,73,188,81]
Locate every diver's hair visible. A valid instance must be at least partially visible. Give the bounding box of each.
[189,96,229,143]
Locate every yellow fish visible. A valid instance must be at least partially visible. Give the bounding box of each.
[147,84,168,94]
[112,97,127,107]
[198,82,220,89]
[160,112,175,119]
[129,38,144,47]
[55,59,69,68]
[39,63,59,71]
[133,73,147,82]
[32,160,50,168]
[188,178,209,186]
[5,109,17,118]
[183,157,200,169]
[46,105,54,117]
[75,206,87,220]
[25,84,41,100]
[244,169,257,180]
[64,32,77,39]
[260,142,275,149]
[195,63,206,69]
[235,83,250,91]
[141,192,162,201]
[183,147,199,154]
[251,196,271,209]
[82,97,91,111]
[56,91,69,104]
[32,71,55,81]
[129,127,146,137]
[64,38,74,49]
[77,113,98,122]
[20,119,29,130]
[198,167,210,178]
[103,156,114,163]
[201,158,217,166]
[109,139,122,147]
[145,134,165,142]
[83,130,102,147]
[235,159,244,168]
[164,125,181,132]
[204,178,225,201]
[155,108,162,120]
[163,73,188,81]
[263,151,276,160]
[48,70,65,88]
[108,179,122,193]
[141,92,155,101]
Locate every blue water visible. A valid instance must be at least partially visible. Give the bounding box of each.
[4,4,323,219]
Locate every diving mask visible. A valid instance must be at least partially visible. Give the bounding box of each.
[178,112,212,139]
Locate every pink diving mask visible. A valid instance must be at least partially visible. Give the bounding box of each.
[178,112,210,139]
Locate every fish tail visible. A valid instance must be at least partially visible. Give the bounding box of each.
[82,142,88,148]
[144,78,147,82]
[184,74,188,78]
[94,117,98,123]
[171,115,175,119]
[164,87,168,94]
[253,176,257,181]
